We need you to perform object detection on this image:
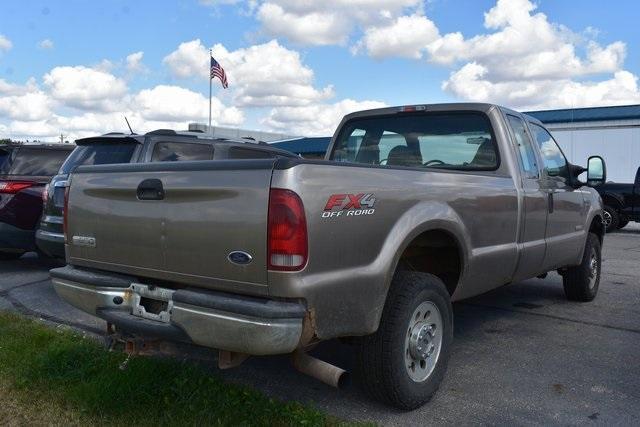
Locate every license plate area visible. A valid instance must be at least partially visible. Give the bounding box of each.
[130,283,175,323]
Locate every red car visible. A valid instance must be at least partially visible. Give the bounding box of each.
[0,143,73,259]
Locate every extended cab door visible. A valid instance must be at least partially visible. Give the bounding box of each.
[529,123,586,270]
[505,114,548,281]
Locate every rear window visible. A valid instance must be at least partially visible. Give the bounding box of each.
[2,147,71,176]
[151,142,214,162]
[331,113,498,170]
[60,142,137,174]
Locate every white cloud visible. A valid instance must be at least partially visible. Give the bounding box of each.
[38,39,54,50]
[356,14,439,59]
[255,0,422,46]
[262,99,386,136]
[0,91,52,121]
[125,51,146,74]
[0,34,11,52]
[257,3,350,46]
[43,66,128,112]
[133,85,243,125]
[164,39,334,107]
[442,63,640,110]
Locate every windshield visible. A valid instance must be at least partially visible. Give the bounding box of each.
[60,142,137,174]
[1,147,71,176]
[331,112,498,170]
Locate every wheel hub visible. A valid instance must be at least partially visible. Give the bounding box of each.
[409,323,435,360]
[603,211,612,227]
[404,301,443,382]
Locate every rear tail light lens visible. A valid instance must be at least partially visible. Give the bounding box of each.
[63,186,70,243]
[42,183,50,204]
[0,181,35,194]
[268,188,308,271]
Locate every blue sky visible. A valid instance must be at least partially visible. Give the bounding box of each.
[0,0,639,139]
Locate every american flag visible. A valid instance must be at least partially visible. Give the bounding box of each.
[210,56,228,88]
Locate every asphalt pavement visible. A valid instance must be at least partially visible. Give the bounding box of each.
[1,225,639,426]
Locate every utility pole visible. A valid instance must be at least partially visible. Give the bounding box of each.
[59,134,65,144]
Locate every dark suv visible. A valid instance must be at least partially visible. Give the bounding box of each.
[0,143,74,259]
[36,130,298,258]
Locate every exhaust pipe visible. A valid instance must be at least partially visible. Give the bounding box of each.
[292,350,349,388]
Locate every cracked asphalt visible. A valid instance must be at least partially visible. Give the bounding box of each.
[1,225,639,426]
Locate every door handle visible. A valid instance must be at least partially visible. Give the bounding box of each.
[548,191,554,214]
[137,178,165,200]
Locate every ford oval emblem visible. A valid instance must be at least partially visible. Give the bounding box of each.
[228,251,253,265]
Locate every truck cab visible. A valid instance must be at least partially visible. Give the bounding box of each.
[595,166,640,231]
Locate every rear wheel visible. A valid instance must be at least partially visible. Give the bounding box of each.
[617,218,629,229]
[356,271,453,410]
[563,233,601,302]
[0,251,25,260]
[602,206,619,233]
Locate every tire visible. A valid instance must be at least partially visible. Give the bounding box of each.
[562,233,601,302]
[602,206,619,233]
[617,218,629,230]
[0,251,25,260]
[356,271,453,410]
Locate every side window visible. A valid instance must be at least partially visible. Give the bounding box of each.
[151,142,213,162]
[507,115,538,178]
[530,124,569,180]
[227,147,275,159]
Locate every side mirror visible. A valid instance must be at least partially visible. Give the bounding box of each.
[587,156,606,186]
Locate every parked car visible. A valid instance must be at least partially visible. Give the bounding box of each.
[36,130,298,258]
[594,166,640,232]
[0,143,74,259]
[52,103,606,409]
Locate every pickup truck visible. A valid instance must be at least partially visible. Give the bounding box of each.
[36,129,298,258]
[52,103,606,410]
[595,166,640,232]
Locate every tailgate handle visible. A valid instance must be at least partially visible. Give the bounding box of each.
[137,179,165,201]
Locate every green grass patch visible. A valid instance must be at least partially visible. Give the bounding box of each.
[0,312,332,426]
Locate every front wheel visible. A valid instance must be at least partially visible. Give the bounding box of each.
[562,233,601,302]
[356,271,453,410]
[602,206,619,233]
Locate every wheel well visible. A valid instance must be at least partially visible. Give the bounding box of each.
[601,195,622,211]
[398,230,462,296]
[589,215,605,244]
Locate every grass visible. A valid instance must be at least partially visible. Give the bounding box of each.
[0,312,333,426]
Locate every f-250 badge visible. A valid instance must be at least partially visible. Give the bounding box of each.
[322,193,376,218]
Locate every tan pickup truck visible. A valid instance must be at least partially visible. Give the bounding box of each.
[52,103,606,409]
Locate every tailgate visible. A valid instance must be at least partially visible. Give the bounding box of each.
[66,160,275,295]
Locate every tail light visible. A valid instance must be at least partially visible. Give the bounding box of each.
[63,186,70,243]
[267,188,308,271]
[0,181,35,194]
[42,183,50,204]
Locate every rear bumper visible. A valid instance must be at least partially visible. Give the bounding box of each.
[51,266,306,355]
[0,222,35,252]
[35,229,65,258]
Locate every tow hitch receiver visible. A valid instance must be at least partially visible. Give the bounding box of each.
[130,283,175,323]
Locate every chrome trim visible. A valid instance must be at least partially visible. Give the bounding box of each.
[36,229,64,240]
[52,278,303,356]
[42,215,64,224]
[53,180,69,188]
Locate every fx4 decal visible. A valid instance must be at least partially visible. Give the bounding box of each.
[322,193,376,218]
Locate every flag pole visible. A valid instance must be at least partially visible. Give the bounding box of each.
[208,49,212,135]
